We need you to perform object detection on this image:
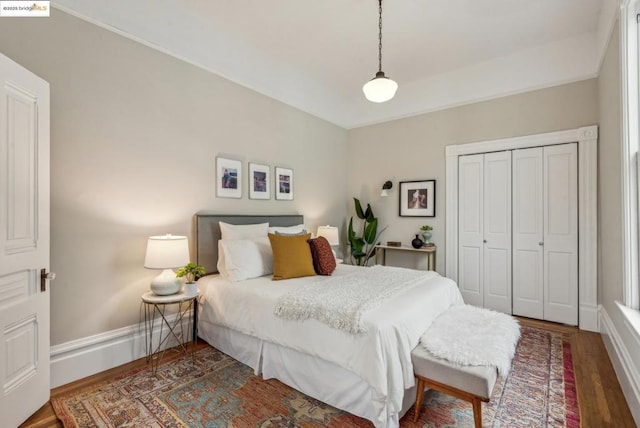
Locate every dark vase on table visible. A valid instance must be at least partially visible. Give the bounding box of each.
[411,234,424,249]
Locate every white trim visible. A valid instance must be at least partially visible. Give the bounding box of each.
[578,127,599,331]
[445,126,598,331]
[620,0,640,309]
[600,303,640,425]
[50,313,191,388]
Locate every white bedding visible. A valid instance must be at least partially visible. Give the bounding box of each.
[275,265,438,334]
[197,264,463,427]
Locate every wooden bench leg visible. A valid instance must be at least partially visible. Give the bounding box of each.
[472,397,482,428]
[413,377,425,422]
[414,374,488,427]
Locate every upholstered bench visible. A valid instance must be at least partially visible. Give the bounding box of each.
[411,345,498,428]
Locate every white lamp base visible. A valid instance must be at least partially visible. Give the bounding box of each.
[150,269,181,295]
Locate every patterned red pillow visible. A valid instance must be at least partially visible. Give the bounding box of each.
[308,237,337,275]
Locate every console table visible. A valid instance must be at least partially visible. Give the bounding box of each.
[374,244,437,271]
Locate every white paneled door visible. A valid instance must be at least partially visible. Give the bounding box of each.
[482,151,512,313]
[0,53,51,426]
[460,144,577,324]
[512,144,578,324]
[512,148,544,319]
[458,154,484,307]
[543,144,578,325]
[458,151,511,313]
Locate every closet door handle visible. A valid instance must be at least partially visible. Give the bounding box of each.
[483,239,487,243]
[538,242,544,246]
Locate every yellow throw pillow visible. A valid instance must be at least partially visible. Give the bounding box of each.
[268,233,316,280]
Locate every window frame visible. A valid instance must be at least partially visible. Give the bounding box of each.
[621,0,640,309]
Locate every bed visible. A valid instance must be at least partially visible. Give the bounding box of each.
[194,213,463,427]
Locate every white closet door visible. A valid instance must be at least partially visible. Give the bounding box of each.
[482,151,512,313]
[544,143,578,325]
[458,154,484,307]
[512,148,544,318]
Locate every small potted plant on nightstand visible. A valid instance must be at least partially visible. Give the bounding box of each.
[176,262,206,295]
[420,225,433,245]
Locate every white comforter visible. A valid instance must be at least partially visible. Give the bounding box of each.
[198,264,463,427]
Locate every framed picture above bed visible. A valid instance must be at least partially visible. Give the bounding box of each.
[275,167,294,201]
[216,157,242,198]
[249,163,270,200]
[399,180,436,217]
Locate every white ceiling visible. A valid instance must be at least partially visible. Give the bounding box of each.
[53,0,617,129]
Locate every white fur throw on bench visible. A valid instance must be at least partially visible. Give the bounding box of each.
[420,304,520,376]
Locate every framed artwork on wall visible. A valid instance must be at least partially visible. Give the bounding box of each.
[216,157,242,198]
[275,167,294,200]
[399,180,436,217]
[249,163,270,200]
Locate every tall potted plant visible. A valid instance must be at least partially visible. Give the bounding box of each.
[348,197,387,266]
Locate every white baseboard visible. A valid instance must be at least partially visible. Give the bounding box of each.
[50,313,192,388]
[599,304,640,425]
[579,303,599,332]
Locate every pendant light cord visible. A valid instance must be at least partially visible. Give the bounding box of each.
[378,0,383,73]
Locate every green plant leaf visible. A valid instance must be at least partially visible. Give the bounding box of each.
[364,204,373,221]
[350,237,365,254]
[364,218,378,244]
[175,262,205,279]
[348,217,356,241]
[354,198,366,220]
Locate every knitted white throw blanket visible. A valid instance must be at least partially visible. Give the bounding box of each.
[274,265,434,335]
[420,304,520,376]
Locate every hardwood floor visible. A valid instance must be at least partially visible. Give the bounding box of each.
[20,321,636,427]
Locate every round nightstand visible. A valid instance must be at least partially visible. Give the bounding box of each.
[141,290,199,374]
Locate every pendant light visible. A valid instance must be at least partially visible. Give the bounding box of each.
[362,0,397,103]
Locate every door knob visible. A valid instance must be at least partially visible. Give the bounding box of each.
[40,268,56,292]
[538,242,544,246]
[483,239,487,243]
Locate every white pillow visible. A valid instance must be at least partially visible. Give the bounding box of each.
[268,224,306,235]
[217,240,228,277]
[219,221,269,240]
[218,238,273,282]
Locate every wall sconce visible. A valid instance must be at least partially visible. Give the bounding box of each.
[381,180,393,197]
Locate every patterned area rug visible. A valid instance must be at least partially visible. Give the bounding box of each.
[51,325,580,427]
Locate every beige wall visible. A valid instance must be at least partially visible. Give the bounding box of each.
[347,80,598,272]
[597,19,623,309]
[0,8,611,348]
[597,19,640,421]
[0,11,348,345]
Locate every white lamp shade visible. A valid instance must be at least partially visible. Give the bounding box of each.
[144,235,189,269]
[363,73,398,103]
[316,226,339,246]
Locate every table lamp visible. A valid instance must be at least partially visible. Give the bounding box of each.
[316,225,339,258]
[144,234,189,295]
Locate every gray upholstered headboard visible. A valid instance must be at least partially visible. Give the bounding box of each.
[194,213,304,274]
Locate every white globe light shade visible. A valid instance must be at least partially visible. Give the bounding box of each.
[362,71,398,103]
